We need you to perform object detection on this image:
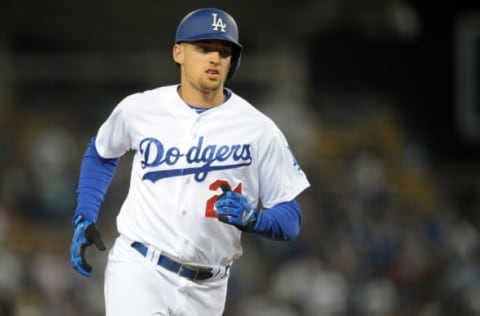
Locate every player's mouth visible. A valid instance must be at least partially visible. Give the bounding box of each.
[206,69,220,79]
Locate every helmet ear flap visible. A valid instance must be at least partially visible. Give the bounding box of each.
[228,48,241,80]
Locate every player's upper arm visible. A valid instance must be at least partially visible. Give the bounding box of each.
[256,123,310,207]
[95,96,134,159]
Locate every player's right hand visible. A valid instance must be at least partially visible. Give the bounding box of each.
[215,188,260,232]
[70,215,106,277]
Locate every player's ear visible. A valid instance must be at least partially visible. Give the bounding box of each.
[173,44,184,65]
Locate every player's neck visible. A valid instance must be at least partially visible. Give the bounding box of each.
[177,85,226,108]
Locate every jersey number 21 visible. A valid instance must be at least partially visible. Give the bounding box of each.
[205,179,242,218]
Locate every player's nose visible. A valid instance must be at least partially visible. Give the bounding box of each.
[208,51,221,63]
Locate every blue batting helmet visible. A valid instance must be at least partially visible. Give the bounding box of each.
[175,8,243,80]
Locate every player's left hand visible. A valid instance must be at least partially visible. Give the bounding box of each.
[70,215,106,277]
[215,190,260,232]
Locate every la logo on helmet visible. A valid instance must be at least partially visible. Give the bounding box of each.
[211,13,226,32]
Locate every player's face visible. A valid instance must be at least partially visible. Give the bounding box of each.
[173,41,232,93]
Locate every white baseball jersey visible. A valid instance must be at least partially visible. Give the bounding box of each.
[95,84,310,267]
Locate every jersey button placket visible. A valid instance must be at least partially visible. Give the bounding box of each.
[187,118,200,185]
[191,116,201,140]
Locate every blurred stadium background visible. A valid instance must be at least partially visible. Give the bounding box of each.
[1,0,480,315]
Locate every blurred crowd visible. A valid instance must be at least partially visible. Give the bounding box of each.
[0,86,479,316]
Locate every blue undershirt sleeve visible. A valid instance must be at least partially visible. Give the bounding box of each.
[253,198,302,241]
[73,137,119,224]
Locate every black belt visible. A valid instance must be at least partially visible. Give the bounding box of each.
[131,242,213,281]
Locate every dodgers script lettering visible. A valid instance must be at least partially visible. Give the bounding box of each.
[140,136,252,182]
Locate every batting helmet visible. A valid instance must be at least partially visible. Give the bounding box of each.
[175,8,243,80]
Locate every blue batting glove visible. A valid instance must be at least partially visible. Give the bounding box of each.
[215,190,260,232]
[70,215,106,277]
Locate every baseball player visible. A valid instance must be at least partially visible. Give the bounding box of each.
[70,7,310,316]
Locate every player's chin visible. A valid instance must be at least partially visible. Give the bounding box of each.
[204,76,225,86]
[201,79,223,91]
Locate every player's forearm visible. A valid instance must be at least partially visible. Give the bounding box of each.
[73,136,119,224]
[253,198,302,241]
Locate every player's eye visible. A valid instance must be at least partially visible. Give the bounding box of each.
[218,49,232,58]
[197,45,231,58]
[198,46,210,53]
